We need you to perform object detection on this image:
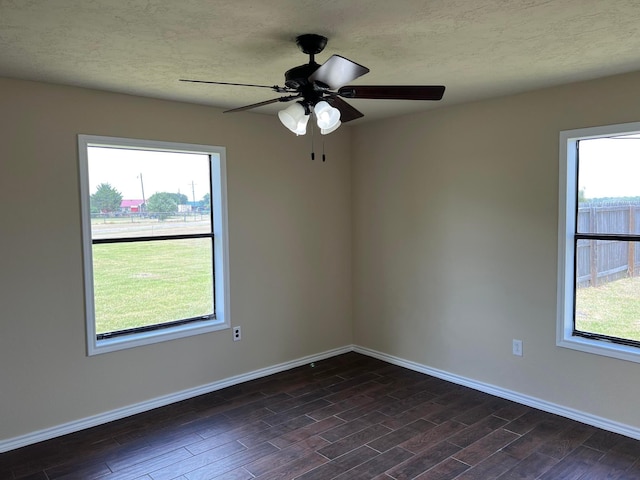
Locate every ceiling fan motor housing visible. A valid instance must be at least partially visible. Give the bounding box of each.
[284,63,320,90]
[285,34,328,90]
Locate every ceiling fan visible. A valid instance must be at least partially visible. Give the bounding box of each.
[180,34,445,135]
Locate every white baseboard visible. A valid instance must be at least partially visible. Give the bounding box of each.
[353,345,640,441]
[4,344,639,453]
[0,345,352,453]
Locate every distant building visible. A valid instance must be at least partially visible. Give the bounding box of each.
[188,200,209,213]
[120,199,145,213]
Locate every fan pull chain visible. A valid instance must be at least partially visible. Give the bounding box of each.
[310,118,315,160]
[308,118,327,162]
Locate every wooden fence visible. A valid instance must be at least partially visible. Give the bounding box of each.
[577,203,640,287]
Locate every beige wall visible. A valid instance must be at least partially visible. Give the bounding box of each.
[352,70,640,429]
[5,68,640,446]
[0,78,353,442]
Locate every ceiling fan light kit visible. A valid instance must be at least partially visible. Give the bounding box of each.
[180,34,445,136]
[277,102,309,135]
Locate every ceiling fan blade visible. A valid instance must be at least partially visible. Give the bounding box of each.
[224,98,281,113]
[326,96,364,123]
[308,55,370,90]
[223,95,301,113]
[338,85,446,101]
[180,79,291,93]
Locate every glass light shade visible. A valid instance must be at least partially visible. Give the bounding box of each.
[293,113,309,135]
[314,101,341,130]
[278,103,308,134]
[321,120,342,135]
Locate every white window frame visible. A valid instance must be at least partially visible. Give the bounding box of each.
[78,135,231,355]
[557,121,640,363]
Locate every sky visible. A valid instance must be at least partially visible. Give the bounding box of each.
[85,135,640,202]
[579,135,640,199]
[87,147,211,202]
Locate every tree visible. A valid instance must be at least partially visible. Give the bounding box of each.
[147,192,178,220]
[168,192,188,206]
[578,188,587,203]
[91,183,123,213]
[200,192,211,212]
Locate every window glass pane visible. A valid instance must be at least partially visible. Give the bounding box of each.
[88,147,212,240]
[578,135,640,234]
[575,240,640,342]
[92,238,214,335]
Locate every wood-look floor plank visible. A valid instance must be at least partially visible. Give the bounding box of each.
[147,440,247,480]
[103,448,193,480]
[317,424,392,459]
[413,457,471,480]
[269,416,345,449]
[455,450,520,479]
[447,415,508,449]
[295,445,379,480]
[180,442,278,480]
[400,420,468,454]
[387,441,462,480]
[331,446,414,480]
[244,436,328,476]
[538,445,604,479]
[495,451,558,480]
[451,428,520,466]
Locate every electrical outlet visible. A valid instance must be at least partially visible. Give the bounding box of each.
[233,326,241,341]
[512,339,523,356]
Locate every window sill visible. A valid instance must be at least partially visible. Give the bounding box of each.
[88,320,228,356]
[557,334,640,364]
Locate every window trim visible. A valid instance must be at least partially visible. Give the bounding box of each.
[557,122,640,363]
[78,135,231,356]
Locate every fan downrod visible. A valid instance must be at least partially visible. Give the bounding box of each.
[284,34,328,90]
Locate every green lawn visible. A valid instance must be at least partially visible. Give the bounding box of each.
[575,276,640,342]
[92,239,213,334]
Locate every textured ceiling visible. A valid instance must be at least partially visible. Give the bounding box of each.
[2,0,640,123]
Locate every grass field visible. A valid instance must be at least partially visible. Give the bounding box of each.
[576,276,640,341]
[92,238,213,334]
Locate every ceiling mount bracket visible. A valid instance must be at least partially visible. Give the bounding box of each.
[295,34,328,56]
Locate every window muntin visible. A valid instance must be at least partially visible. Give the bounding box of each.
[79,136,230,355]
[558,123,640,362]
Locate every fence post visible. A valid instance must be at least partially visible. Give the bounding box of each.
[590,206,597,287]
[630,205,636,278]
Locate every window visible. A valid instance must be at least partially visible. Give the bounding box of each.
[558,122,640,362]
[78,135,230,355]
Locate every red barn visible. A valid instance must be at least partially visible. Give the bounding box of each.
[120,199,145,213]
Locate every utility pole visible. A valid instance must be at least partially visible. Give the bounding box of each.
[190,181,196,204]
[138,173,146,215]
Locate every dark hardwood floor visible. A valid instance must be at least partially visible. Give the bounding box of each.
[3,352,640,480]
